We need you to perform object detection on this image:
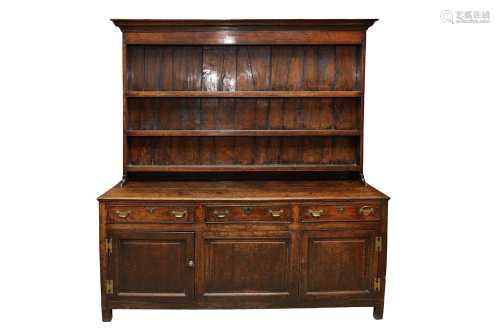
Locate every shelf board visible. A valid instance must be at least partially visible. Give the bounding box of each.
[127,129,361,137]
[126,91,362,98]
[127,164,361,173]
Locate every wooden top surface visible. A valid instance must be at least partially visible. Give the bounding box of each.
[112,19,378,31]
[98,180,389,202]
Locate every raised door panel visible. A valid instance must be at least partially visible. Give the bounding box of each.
[110,232,194,301]
[202,233,295,300]
[301,230,376,300]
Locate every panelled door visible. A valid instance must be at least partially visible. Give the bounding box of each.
[108,231,195,301]
[300,230,378,300]
[201,232,296,301]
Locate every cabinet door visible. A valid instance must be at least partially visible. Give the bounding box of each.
[109,231,194,301]
[300,230,376,300]
[202,232,295,300]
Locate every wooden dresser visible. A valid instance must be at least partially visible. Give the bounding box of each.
[98,19,389,321]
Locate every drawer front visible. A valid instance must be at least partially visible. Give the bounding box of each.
[108,205,195,223]
[205,205,291,223]
[300,203,380,222]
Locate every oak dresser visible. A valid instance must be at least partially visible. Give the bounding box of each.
[98,19,389,321]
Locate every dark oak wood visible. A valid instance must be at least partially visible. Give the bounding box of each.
[127,91,362,97]
[99,19,388,321]
[99,180,388,202]
[124,31,364,45]
[127,129,361,137]
[126,164,361,173]
[109,231,195,301]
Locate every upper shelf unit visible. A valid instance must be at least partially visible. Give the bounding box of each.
[126,45,362,94]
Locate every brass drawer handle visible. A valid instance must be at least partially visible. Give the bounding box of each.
[359,206,375,216]
[213,209,229,219]
[268,209,284,218]
[187,259,194,268]
[171,209,187,219]
[115,210,131,218]
[336,206,345,213]
[308,209,324,218]
[146,207,156,214]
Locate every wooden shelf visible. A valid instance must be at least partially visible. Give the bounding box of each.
[127,164,361,173]
[126,91,362,98]
[127,129,361,137]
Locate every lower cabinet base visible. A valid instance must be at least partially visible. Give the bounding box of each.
[102,300,384,321]
[98,181,389,322]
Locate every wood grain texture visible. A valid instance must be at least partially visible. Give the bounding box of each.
[203,234,292,297]
[109,232,194,301]
[301,230,375,298]
[101,19,387,321]
[126,91,361,97]
[99,180,389,202]
[128,136,359,168]
[112,19,378,31]
[124,31,364,45]
[126,45,360,92]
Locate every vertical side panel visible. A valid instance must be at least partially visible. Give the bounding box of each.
[99,202,111,320]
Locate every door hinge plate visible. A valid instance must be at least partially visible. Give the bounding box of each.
[105,238,112,255]
[375,236,382,252]
[106,280,113,295]
[374,277,381,292]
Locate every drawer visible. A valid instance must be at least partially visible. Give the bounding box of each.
[300,203,380,222]
[108,205,195,223]
[205,205,291,223]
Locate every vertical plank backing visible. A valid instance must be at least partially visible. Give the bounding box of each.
[173,47,202,91]
[237,46,271,90]
[199,99,216,164]
[333,98,360,130]
[214,99,236,164]
[202,47,237,91]
[271,46,304,90]
[159,47,174,90]
[331,137,358,164]
[335,46,360,91]
[127,46,145,91]
[303,46,335,90]
[144,46,162,90]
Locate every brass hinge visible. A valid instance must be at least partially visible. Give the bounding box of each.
[374,277,381,292]
[106,280,113,295]
[105,238,112,255]
[375,236,382,252]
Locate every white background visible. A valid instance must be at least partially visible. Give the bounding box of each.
[0,0,499,332]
